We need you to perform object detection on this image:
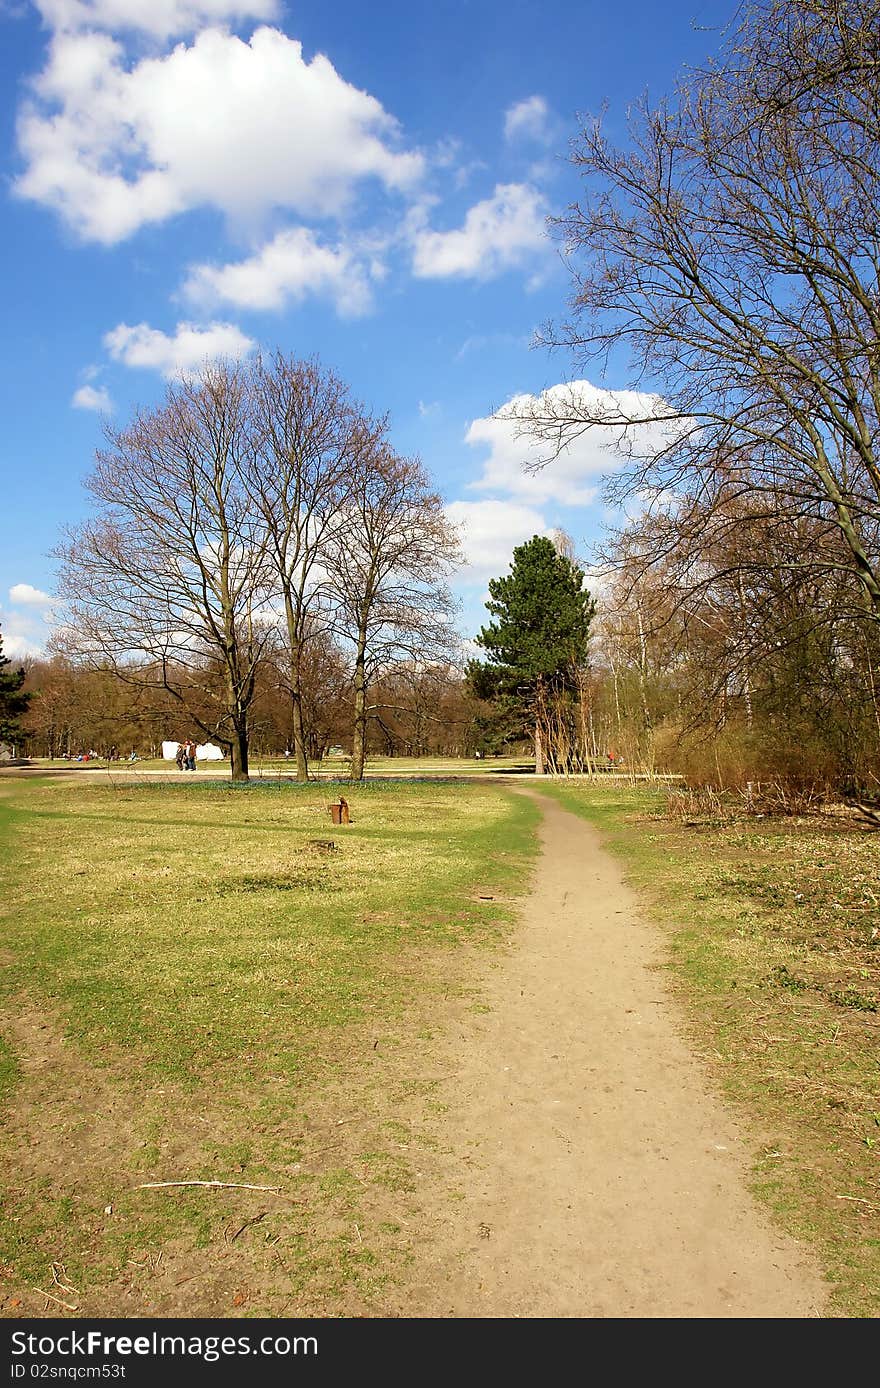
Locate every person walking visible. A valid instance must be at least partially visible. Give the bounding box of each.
[175,743,186,771]
[185,739,197,771]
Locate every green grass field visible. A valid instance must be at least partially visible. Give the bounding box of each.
[542,782,880,1318]
[2,771,878,1316]
[24,753,535,778]
[0,774,539,1315]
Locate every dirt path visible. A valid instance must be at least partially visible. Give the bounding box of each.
[392,790,826,1318]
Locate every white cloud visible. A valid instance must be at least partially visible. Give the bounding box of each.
[1,588,56,656]
[0,611,46,658]
[16,26,424,244]
[465,380,679,507]
[104,320,256,377]
[184,226,375,316]
[411,183,548,281]
[504,95,551,144]
[72,383,112,412]
[36,0,280,39]
[9,584,53,607]
[446,498,553,584]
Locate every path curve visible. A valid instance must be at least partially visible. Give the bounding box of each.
[395,790,826,1318]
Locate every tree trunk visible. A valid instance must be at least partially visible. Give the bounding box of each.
[865,644,880,748]
[350,627,368,781]
[283,593,310,782]
[230,722,249,782]
[636,604,653,733]
[351,688,366,780]
[291,684,309,782]
[534,675,547,775]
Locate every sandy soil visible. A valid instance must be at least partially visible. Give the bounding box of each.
[388,790,827,1318]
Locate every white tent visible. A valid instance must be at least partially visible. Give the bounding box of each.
[197,743,225,761]
[161,740,225,761]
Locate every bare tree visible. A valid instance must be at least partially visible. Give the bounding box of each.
[244,353,384,780]
[516,0,880,628]
[55,364,271,781]
[325,450,461,780]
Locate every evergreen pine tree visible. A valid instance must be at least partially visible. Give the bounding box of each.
[0,626,31,748]
[467,536,595,772]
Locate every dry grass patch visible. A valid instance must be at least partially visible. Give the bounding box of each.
[0,776,538,1316]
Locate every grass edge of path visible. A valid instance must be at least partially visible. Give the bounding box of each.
[539,780,880,1320]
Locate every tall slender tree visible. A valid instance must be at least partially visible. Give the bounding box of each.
[325,450,461,780]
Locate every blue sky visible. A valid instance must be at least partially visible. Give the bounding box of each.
[0,0,731,656]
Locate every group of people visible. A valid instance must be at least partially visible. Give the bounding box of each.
[60,746,139,762]
[175,739,198,771]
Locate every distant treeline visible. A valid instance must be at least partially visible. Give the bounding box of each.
[15,650,526,764]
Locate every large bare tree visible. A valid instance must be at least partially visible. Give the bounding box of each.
[55,364,271,781]
[517,0,880,629]
[243,353,384,780]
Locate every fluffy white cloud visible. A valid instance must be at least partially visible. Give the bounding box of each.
[72,383,112,412]
[2,588,55,657]
[104,320,256,377]
[504,95,551,144]
[446,498,553,584]
[35,0,280,39]
[466,380,678,506]
[0,611,46,658]
[9,584,53,608]
[184,227,375,316]
[16,26,424,244]
[411,183,548,280]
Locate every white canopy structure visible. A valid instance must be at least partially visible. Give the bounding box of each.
[161,740,225,761]
[197,743,225,761]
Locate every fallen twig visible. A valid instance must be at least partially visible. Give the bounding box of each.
[51,1263,78,1297]
[835,1194,877,1209]
[225,1211,269,1243]
[34,1287,78,1312]
[136,1180,282,1193]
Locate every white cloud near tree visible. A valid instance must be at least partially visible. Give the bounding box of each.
[411,183,548,280]
[72,383,112,412]
[2,586,54,657]
[103,320,256,377]
[35,0,280,40]
[184,227,376,316]
[465,380,679,507]
[504,95,551,144]
[445,498,553,584]
[0,612,46,658]
[9,584,53,608]
[16,26,424,244]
